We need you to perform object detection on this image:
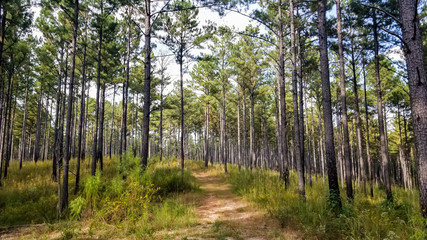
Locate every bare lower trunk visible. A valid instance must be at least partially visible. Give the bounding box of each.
[19,85,29,169]
[398,0,427,216]
[140,0,151,170]
[336,0,353,201]
[373,12,392,201]
[204,102,209,167]
[318,0,341,209]
[92,6,103,175]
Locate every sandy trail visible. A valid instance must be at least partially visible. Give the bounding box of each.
[161,170,300,240]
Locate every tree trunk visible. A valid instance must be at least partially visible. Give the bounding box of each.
[61,0,78,211]
[398,0,427,216]
[98,86,105,172]
[159,69,164,163]
[221,76,227,173]
[76,18,87,193]
[140,0,152,170]
[318,0,341,210]
[92,3,103,176]
[34,89,43,163]
[373,11,392,201]
[19,83,29,169]
[204,102,209,167]
[242,90,247,168]
[249,92,255,169]
[120,16,130,162]
[53,48,64,181]
[109,83,116,159]
[350,33,366,195]
[290,0,304,198]
[237,99,241,169]
[336,0,353,201]
[278,0,289,185]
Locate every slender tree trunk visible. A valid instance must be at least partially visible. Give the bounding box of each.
[120,18,130,162]
[242,90,247,168]
[41,100,49,161]
[290,0,304,198]
[204,102,209,167]
[19,84,29,169]
[398,0,427,216]
[310,107,317,177]
[61,0,78,211]
[350,34,366,195]
[318,0,341,209]
[237,99,241,169]
[159,73,164,163]
[336,0,353,201]
[249,92,255,169]
[92,3,103,176]
[109,84,116,159]
[221,76,227,173]
[53,48,64,181]
[297,16,306,188]
[76,19,87,193]
[34,89,43,163]
[362,63,374,197]
[373,12,392,201]
[98,86,105,172]
[278,0,289,185]
[140,0,152,171]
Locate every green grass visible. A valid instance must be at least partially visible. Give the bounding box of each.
[227,166,427,240]
[0,154,198,239]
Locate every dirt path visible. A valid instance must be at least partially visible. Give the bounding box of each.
[162,170,301,240]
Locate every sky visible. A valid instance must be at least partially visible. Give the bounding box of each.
[29,2,404,107]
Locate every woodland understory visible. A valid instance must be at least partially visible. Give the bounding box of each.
[1,0,427,239]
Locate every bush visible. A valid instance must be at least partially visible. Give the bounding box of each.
[227,167,427,239]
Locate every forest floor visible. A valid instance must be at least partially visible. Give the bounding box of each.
[155,168,301,240]
[0,165,301,240]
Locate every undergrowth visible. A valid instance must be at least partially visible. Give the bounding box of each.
[227,167,427,240]
[0,154,198,238]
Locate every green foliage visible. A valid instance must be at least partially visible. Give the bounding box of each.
[228,167,427,239]
[0,161,57,227]
[0,156,198,239]
[69,196,86,220]
[84,172,103,208]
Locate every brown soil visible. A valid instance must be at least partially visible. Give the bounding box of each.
[158,169,301,240]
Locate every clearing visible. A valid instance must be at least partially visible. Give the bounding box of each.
[157,168,301,240]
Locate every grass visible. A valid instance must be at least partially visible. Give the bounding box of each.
[0,154,198,239]
[226,166,427,239]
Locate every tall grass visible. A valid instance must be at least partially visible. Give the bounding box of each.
[0,154,198,238]
[227,167,427,239]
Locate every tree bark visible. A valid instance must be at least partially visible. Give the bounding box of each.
[76,17,87,193]
[34,89,43,163]
[92,2,103,176]
[398,0,427,216]
[318,0,341,209]
[61,0,78,211]
[277,0,289,185]
[109,83,116,158]
[140,0,152,171]
[221,75,227,173]
[373,11,392,201]
[290,0,304,198]
[204,102,209,167]
[98,86,105,172]
[19,82,29,169]
[120,12,131,163]
[249,92,255,169]
[53,48,64,181]
[336,0,353,201]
